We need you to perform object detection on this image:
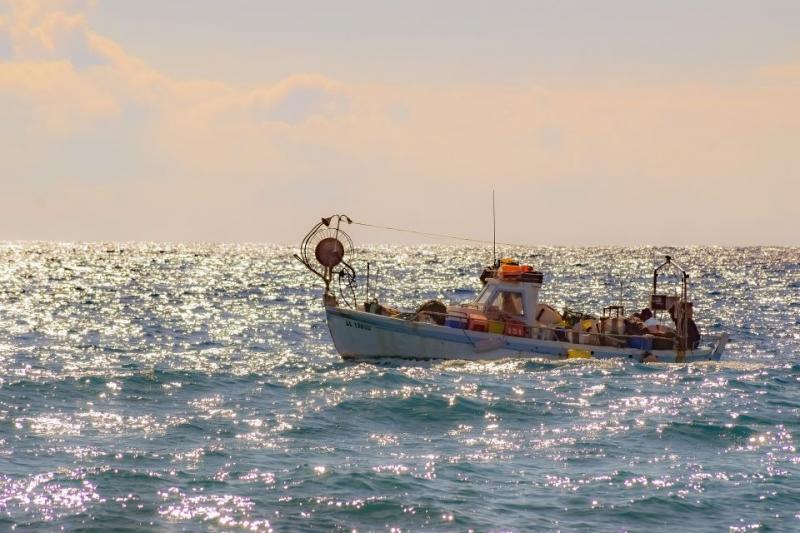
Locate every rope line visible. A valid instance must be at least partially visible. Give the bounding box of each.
[350,220,536,248]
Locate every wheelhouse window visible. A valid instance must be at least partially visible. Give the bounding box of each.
[476,287,494,306]
[487,291,524,316]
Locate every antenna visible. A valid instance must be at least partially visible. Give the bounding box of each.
[492,189,497,266]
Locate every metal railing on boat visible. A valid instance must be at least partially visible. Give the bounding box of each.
[370,308,721,350]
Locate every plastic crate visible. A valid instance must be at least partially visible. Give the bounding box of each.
[467,313,488,332]
[445,313,468,330]
[504,321,528,337]
[488,320,505,334]
[628,335,653,350]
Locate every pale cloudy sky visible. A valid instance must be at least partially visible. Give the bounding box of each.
[1,0,799,245]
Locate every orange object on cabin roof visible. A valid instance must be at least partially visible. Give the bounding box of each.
[497,263,534,280]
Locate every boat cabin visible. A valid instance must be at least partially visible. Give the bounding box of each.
[473,276,542,329]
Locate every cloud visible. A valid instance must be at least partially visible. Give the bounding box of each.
[1,0,103,65]
[0,1,350,174]
[1,1,799,243]
[0,15,10,57]
[247,74,349,124]
[757,61,800,83]
[0,60,120,134]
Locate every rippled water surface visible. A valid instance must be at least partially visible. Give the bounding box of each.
[0,243,798,531]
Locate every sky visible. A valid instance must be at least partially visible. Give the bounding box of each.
[1,0,799,245]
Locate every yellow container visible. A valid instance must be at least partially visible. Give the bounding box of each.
[567,348,592,359]
[488,320,505,334]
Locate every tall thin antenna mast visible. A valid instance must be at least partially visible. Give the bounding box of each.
[492,190,497,266]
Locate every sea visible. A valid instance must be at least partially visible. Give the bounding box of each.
[0,243,798,531]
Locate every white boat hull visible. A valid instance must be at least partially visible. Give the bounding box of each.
[326,307,727,363]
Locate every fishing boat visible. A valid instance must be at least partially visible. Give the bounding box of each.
[296,215,728,363]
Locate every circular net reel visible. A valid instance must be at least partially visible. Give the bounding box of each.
[296,215,357,306]
[306,228,353,270]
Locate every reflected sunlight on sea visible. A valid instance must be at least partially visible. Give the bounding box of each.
[0,243,798,531]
